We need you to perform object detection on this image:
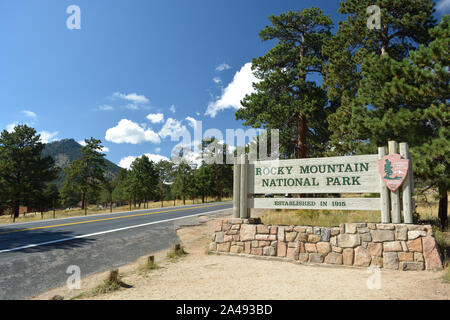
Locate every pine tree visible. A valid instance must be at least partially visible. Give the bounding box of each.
[155,160,174,206]
[128,155,158,208]
[61,138,106,215]
[0,125,58,221]
[380,16,449,229]
[324,0,436,155]
[236,8,333,158]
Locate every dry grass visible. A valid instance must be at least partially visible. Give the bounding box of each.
[261,209,381,227]
[166,245,188,261]
[260,191,449,229]
[0,198,231,225]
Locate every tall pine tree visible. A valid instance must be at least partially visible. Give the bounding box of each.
[236,8,333,158]
[324,0,436,154]
[0,125,58,221]
[379,16,449,229]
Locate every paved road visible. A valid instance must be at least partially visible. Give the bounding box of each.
[0,202,232,299]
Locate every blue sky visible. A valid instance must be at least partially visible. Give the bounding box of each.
[1,0,449,168]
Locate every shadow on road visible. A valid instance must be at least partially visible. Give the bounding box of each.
[0,227,96,254]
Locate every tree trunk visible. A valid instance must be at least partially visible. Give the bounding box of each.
[81,192,86,210]
[297,113,307,159]
[12,201,19,222]
[110,200,113,213]
[183,195,186,206]
[438,185,448,231]
[202,195,205,203]
[381,24,389,56]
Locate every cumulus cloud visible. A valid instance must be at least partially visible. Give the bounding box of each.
[170,143,202,167]
[215,63,231,72]
[105,119,161,144]
[22,110,37,118]
[205,62,259,117]
[169,105,176,113]
[6,122,19,132]
[118,153,169,169]
[213,77,222,84]
[158,118,190,141]
[146,113,164,124]
[436,0,450,12]
[39,131,59,143]
[185,116,200,130]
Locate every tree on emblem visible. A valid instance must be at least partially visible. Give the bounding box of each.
[383,159,401,180]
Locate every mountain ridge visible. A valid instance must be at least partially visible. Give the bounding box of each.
[42,138,121,187]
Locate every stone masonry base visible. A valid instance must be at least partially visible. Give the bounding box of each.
[209,218,443,271]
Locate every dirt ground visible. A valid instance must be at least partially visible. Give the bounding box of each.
[32,214,449,300]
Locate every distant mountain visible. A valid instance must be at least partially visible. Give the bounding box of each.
[42,139,122,188]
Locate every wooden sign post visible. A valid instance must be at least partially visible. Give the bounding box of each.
[232,141,414,224]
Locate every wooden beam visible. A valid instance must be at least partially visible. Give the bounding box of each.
[400,143,413,224]
[378,146,390,223]
[239,154,249,219]
[388,141,401,223]
[233,157,240,218]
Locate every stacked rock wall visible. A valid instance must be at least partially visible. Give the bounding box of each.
[210,218,443,271]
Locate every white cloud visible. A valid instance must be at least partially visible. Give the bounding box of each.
[39,131,59,143]
[118,153,169,169]
[22,110,37,118]
[436,0,450,12]
[112,92,149,104]
[99,105,114,111]
[105,119,161,144]
[185,116,200,130]
[216,63,231,72]
[155,147,161,153]
[169,105,176,113]
[78,140,87,146]
[205,62,259,117]
[146,113,164,124]
[213,77,222,84]
[158,118,189,140]
[6,122,19,132]
[170,144,202,167]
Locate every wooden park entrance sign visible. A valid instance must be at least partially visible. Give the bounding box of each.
[233,141,414,224]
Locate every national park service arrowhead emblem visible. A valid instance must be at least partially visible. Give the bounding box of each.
[378,154,409,192]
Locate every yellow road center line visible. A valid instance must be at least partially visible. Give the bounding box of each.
[0,203,230,235]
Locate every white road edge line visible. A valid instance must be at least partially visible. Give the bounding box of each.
[0,208,231,254]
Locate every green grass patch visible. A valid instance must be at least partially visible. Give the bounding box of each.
[71,271,132,298]
[138,258,160,276]
[167,245,187,261]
